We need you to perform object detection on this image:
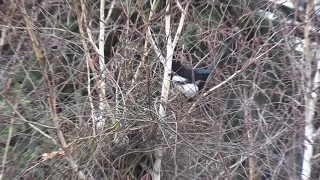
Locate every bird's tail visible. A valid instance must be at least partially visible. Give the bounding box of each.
[207,35,237,71]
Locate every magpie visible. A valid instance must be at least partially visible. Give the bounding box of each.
[171,60,211,98]
[171,37,236,98]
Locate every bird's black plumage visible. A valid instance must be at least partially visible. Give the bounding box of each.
[171,60,211,91]
[171,35,236,98]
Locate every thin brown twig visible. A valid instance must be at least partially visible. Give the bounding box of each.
[0,104,16,180]
[0,2,17,55]
[21,1,87,179]
[0,94,56,136]
[187,25,301,114]
[73,0,117,132]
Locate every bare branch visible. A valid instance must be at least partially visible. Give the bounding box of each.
[301,1,316,179]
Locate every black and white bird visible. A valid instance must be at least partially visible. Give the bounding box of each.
[171,37,236,98]
[171,60,211,98]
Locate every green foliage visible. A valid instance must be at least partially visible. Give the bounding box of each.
[0,126,11,139]
[14,82,21,90]
[1,104,12,116]
[24,71,43,91]
[19,151,37,168]
[22,99,31,105]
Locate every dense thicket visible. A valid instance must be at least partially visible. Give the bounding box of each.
[1,0,319,179]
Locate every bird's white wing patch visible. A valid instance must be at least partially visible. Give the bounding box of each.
[172,75,188,83]
[172,75,199,98]
[173,83,199,98]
